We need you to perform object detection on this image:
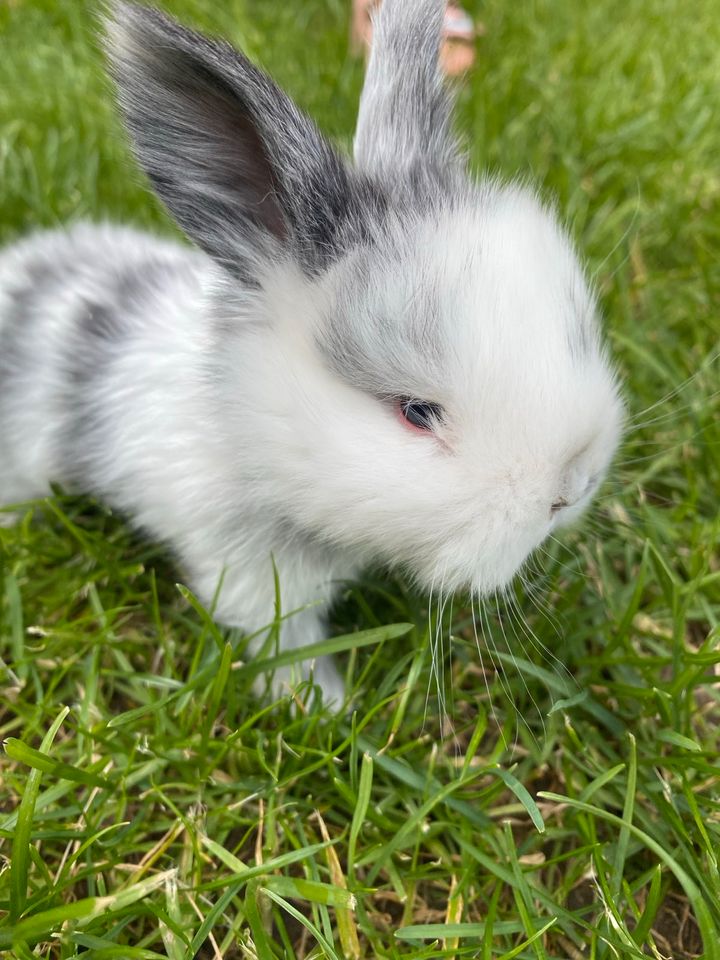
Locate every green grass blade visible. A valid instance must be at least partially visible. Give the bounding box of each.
[631,864,664,947]
[0,870,175,947]
[496,918,558,960]
[244,622,412,678]
[199,841,334,892]
[396,920,544,940]
[262,888,342,960]
[264,876,356,909]
[4,738,113,790]
[242,880,275,960]
[491,767,545,833]
[347,752,373,881]
[72,933,168,959]
[9,706,69,921]
[4,571,26,680]
[538,792,720,959]
[612,733,637,896]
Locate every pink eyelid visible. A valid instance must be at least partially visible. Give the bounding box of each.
[394,400,436,437]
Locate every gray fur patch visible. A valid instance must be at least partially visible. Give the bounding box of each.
[59,312,116,483]
[57,258,177,482]
[76,299,125,345]
[0,285,35,386]
[107,4,389,282]
[0,255,67,389]
[565,282,594,361]
[319,241,448,400]
[73,259,171,349]
[354,0,462,193]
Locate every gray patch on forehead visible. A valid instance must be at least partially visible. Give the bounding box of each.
[300,169,391,273]
[318,239,448,398]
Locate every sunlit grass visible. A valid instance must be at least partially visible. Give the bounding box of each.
[1,0,719,957]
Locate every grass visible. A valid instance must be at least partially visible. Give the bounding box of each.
[0,0,719,957]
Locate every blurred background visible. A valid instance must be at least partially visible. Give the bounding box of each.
[2,0,718,280]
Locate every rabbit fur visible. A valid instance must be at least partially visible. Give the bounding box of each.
[0,0,624,703]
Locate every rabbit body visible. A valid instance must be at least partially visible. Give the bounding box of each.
[0,223,356,699]
[0,225,203,513]
[0,0,624,702]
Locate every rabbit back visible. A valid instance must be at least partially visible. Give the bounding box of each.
[0,220,355,683]
[0,223,209,514]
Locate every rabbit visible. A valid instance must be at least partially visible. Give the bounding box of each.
[0,0,624,704]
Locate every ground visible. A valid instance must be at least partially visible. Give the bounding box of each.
[0,0,719,957]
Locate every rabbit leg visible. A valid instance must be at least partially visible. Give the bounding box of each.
[186,547,349,706]
[0,509,18,528]
[252,606,346,707]
[0,456,51,522]
[0,455,50,529]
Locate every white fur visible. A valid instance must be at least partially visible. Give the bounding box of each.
[0,2,624,703]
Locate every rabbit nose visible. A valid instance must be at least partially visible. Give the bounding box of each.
[550,474,598,517]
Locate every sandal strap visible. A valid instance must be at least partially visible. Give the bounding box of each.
[443,6,475,40]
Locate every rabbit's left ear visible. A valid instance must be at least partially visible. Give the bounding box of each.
[106,3,365,279]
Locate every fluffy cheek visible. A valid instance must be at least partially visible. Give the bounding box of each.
[279,387,554,592]
[411,516,550,597]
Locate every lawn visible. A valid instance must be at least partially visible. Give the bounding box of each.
[1,0,719,957]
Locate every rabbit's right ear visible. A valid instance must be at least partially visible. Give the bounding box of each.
[353,0,461,187]
[106,4,360,279]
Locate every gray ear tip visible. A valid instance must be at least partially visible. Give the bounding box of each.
[103,1,140,51]
[103,1,165,49]
[103,1,178,76]
[103,0,138,32]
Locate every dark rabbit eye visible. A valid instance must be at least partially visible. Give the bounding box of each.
[399,399,444,431]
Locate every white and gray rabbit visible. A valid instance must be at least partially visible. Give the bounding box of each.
[0,0,623,703]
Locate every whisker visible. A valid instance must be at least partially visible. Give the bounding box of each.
[446,593,459,754]
[540,537,588,582]
[589,182,641,286]
[494,592,545,744]
[626,392,717,431]
[470,597,505,747]
[624,351,720,428]
[479,600,529,755]
[479,599,519,752]
[436,579,449,726]
[423,575,437,730]
[509,579,578,690]
[615,432,720,470]
[439,579,447,712]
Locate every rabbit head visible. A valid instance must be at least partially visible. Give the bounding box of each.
[107,0,623,598]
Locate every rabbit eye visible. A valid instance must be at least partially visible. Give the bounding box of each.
[398,399,444,431]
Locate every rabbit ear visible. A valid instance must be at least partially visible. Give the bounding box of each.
[106,3,360,279]
[353,0,461,186]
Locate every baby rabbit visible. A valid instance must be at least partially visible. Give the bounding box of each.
[0,0,623,703]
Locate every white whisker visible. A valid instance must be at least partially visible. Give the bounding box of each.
[470,597,505,747]
[494,592,544,744]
